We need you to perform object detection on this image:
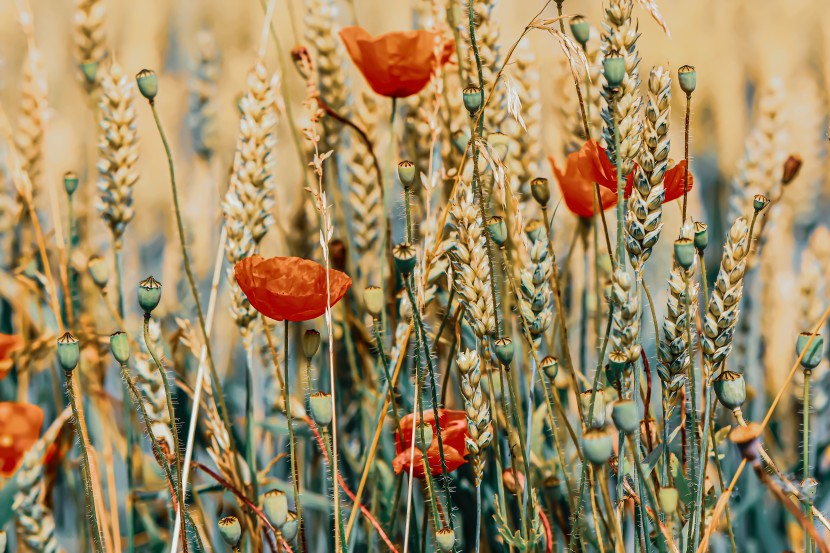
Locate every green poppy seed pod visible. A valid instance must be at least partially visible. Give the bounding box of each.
[612,399,640,435]
[110,331,130,364]
[364,286,384,318]
[782,154,803,185]
[487,216,508,247]
[796,332,824,370]
[713,371,746,410]
[581,389,606,429]
[309,392,333,426]
[217,516,242,547]
[494,337,515,366]
[677,65,696,95]
[302,329,321,360]
[57,332,80,372]
[729,422,762,464]
[80,61,98,86]
[398,160,417,189]
[282,512,299,541]
[138,276,162,313]
[802,478,818,502]
[489,132,510,160]
[569,15,591,47]
[525,219,544,243]
[87,255,109,288]
[659,487,680,515]
[136,69,158,101]
[530,177,551,207]
[753,194,770,212]
[63,171,79,197]
[393,242,418,275]
[435,528,456,552]
[582,429,614,465]
[693,222,708,251]
[603,51,626,88]
[608,350,628,374]
[415,422,433,451]
[463,85,482,115]
[541,356,559,380]
[674,238,695,270]
[263,490,288,529]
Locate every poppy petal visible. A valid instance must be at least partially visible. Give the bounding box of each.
[664,160,694,203]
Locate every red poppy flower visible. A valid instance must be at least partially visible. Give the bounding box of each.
[548,149,617,218]
[392,409,471,478]
[0,402,44,477]
[662,160,694,202]
[339,26,455,98]
[234,255,352,322]
[0,333,23,381]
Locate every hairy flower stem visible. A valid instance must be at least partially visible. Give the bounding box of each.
[503,360,536,529]
[804,369,813,553]
[496,364,530,542]
[682,93,691,224]
[283,321,304,553]
[404,186,413,244]
[373,317,402,438]
[682,271,699,551]
[245,341,258,500]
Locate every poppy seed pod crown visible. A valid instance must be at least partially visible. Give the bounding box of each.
[57,332,80,372]
[136,69,158,101]
[138,276,162,313]
[677,65,696,95]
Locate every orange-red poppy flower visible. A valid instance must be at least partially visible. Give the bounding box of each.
[0,333,23,381]
[548,149,617,218]
[234,255,352,322]
[392,408,471,478]
[661,160,694,202]
[0,402,44,477]
[339,26,454,98]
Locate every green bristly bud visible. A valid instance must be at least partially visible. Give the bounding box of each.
[87,255,109,288]
[309,392,333,426]
[570,15,591,47]
[136,69,158,101]
[678,65,696,95]
[364,286,384,318]
[63,171,79,196]
[138,276,162,313]
[393,242,417,275]
[110,331,130,364]
[57,332,80,372]
[487,216,508,247]
[398,160,417,189]
[603,51,626,88]
[796,332,824,370]
[302,329,321,360]
[612,399,639,435]
[713,371,746,410]
[674,238,695,270]
[217,516,242,547]
[525,219,544,243]
[693,221,708,251]
[263,490,288,529]
[493,337,515,366]
[582,429,613,465]
[463,85,482,115]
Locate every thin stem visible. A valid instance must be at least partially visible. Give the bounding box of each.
[283,321,305,553]
[804,369,813,553]
[682,94,691,224]
[682,271,698,553]
[374,317,403,438]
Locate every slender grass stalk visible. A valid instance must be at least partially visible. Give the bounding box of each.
[682,92,691,224]
[804,368,813,553]
[282,320,304,553]
[373,317,402,437]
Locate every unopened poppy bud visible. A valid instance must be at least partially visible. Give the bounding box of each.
[678,65,696,95]
[753,194,770,212]
[218,516,242,547]
[87,255,109,288]
[502,469,525,494]
[282,512,299,541]
[494,337,514,366]
[570,15,591,46]
[364,286,384,318]
[110,331,130,364]
[487,216,508,247]
[63,171,79,196]
[435,528,456,552]
[530,177,551,207]
[693,222,708,251]
[612,399,639,435]
[488,132,510,160]
[398,160,417,189]
[603,51,626,88]
[796,332,824,370]
[802,478,818,501]
[581,389,606,429]
[781,154,802,185]
[659,487,679,514]
[136,69,158,101]
[674,238,695,270]
[713,371,746,410]
[541,356,559,380]
[57,332,80,372]
[393,242,417,275]
[582,429,613,465]
[309,392,333,426]
[729,422,762,464]
[80,61,98,86]
[263,489,288,529]
[302,329,321,360]
[138,276,162,313]
[414,422,433,451]
[463,85,482,115]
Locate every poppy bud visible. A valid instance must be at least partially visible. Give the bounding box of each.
[435,528,456,552]
[753,194,770,212]
[582,429,613,465]
[541,356,559,380]
[398,160,417,189]
[488,132,510,160]
[282,512,299,541]
[659,487,679,514]
[263,489,288,529]
[218,516,242,547]
[494,337,514,366]
[581,389,606,429]
[781,154,802,185]
[713,371,746,410]
[364,286,384,318]
[693,222,708,252]
[463,86,482,115]
[57,332,80,372]
[87,255,109,288]
[603,51,626,88]
[796,332,824,371]
[570,15,591,47]
[136,69,158,101]
[63,171,79,197]
[138,276,162,313]
[677,65,696,95]
[415,422,433,451]
[673,238,695,270]
[393,242,417,275]
[329,239,347,271]
[612,399,639,435]
[309,392,333,426]
[487,216,508,247]
[110,331,130,364]
[530,177,551,207]
[729,422,762,464]
[300,329,321,360]
[525,219,544,243]
[502,468,525,494]
[80,61,98,86]
[802,478,818,501]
